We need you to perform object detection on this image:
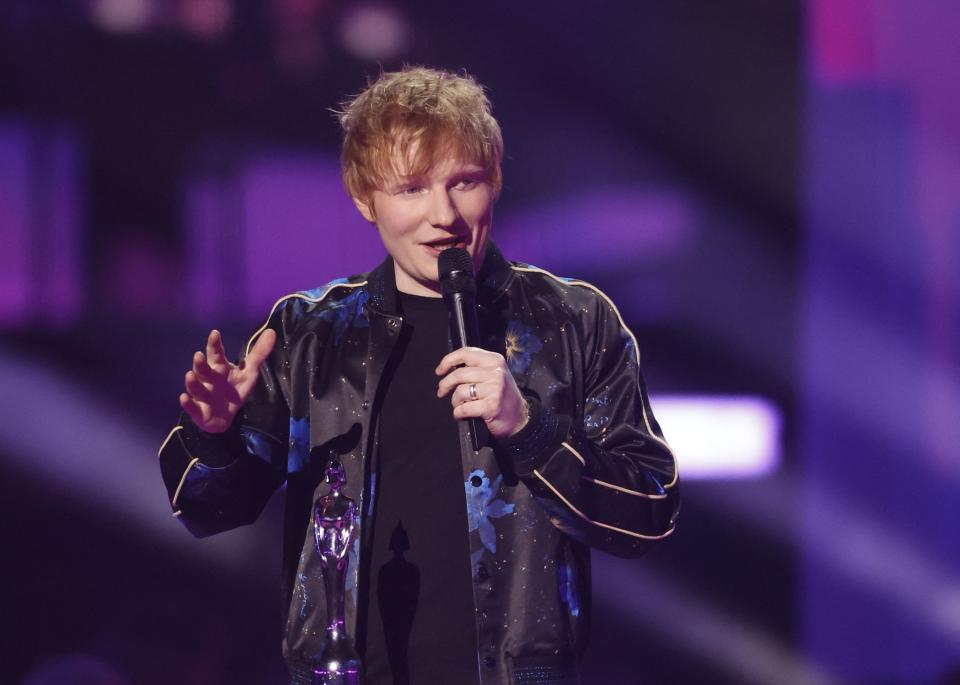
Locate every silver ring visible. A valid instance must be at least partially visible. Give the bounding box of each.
[468,383,478,401]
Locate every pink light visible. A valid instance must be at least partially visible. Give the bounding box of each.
[89,0,155,34]
[339,3,409,61]
[650,395,782,479]
[178,0,233,40]
[809,0,878,84]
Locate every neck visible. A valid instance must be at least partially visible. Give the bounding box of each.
[394,264,443,298]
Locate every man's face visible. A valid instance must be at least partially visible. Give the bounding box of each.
[353,154,495,297]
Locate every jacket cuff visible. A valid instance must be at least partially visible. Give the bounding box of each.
[178,413,245,468]
[491,398,571,477]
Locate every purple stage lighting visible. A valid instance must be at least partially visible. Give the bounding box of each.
[0,122,83,328]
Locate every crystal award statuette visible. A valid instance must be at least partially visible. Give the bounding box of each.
[312,460,363,685]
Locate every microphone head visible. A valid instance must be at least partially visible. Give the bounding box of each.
[438,247,477,296]
[438,247,473,279]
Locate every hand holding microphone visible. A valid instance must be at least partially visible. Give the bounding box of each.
[435,248,529,448]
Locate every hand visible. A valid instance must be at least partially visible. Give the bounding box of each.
[179,329,277,433]
[436,347,529,439]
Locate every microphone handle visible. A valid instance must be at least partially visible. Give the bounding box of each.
[446,290,487,452]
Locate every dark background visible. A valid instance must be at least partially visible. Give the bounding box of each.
[2,1,958,684]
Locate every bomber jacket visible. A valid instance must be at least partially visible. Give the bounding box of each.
[158,243,680,685]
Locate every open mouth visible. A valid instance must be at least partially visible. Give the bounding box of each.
[423,236,469,252]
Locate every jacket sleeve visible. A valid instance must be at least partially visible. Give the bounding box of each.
[158,316,291,538]
[493,289,680,558]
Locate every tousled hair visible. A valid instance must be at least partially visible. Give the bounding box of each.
[338,66,504,212]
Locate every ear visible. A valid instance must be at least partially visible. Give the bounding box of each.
[352,196,376,223]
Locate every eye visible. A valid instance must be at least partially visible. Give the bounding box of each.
[396,185,424,196]
[454,177,481,190]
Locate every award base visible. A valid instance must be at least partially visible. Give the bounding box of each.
[311,659,362,685]
[311,633,362,685]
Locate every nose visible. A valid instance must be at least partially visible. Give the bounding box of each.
[427,188,458,228]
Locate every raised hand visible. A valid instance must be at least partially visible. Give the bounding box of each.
[179,328,277,433]
[436,347,529,439]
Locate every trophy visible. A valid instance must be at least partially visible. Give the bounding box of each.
[312,460,363,685]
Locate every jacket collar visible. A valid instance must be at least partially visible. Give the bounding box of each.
[365,241,514,316]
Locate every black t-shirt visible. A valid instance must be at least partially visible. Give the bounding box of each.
[359,292,479,685]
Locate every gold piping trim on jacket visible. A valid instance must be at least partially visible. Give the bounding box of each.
[582,476,668,500]
[562,441,666,499]
[533,469,674,541]
[512,265,678,489]
[560,441,587,466]
[172,510,183,518]
[244,281,369,357]
[171,457,200,509]
[158,425,183,458]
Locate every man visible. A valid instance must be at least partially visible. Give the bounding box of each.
[159,66,679,685]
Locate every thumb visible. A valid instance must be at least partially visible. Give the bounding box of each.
[244,328,277,373]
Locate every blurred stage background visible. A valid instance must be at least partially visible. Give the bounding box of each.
[2,1,959,684]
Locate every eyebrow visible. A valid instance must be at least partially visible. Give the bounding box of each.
[385,165,486,186]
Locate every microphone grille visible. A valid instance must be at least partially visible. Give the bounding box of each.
[438,247,476,295]
[438,247,474,279]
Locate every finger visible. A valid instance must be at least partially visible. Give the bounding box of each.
[179,392,208,426]
[184,370,214,403]
[435,347,499,375]
[233,330,277,401]
[437,366,500,398]
[206,329,229,368]
[452,396,497,422]
[435,347,502,376]
[191,350,217,383]
[450,381,492,407]
[244,328,277,372]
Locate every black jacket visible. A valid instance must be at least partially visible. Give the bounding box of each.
[159,244,680,685]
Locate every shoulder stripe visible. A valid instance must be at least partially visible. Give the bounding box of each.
[533,469,675,541]
[170,457,200,509]
[514,265,678,489]
[244,280,368,357]
[561,441,587,466]
[158,425,184,458]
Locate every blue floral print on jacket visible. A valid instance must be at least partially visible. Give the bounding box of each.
[317,288,370,345]
[504,320,543,374]
[558,561,580,617]
[465,469,515,555]
[279,280,362,336]
[300,278,347,300]
[621,328,637,370]
[288,417,310,473]
[241,428,275,463]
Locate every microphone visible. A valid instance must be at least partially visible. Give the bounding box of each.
[438,247,487,451]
